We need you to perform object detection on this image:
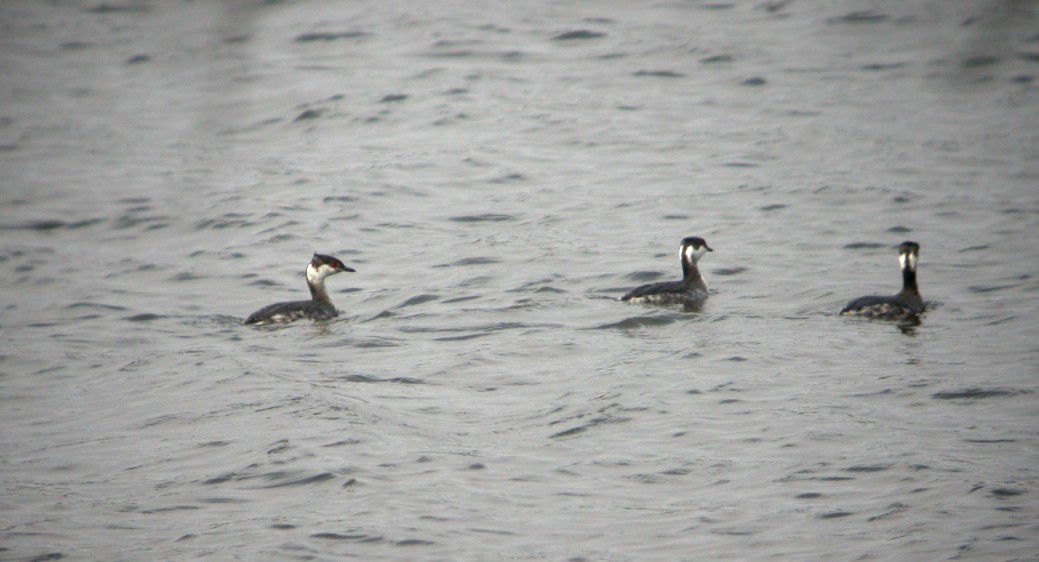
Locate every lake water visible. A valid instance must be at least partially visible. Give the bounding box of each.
[2,0,1038,560]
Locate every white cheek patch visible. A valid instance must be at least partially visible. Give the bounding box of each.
[684,245,706,262]
[900,253,917,270]
[307,263,327,282]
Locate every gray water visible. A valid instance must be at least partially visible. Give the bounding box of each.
[2,1,1038,560]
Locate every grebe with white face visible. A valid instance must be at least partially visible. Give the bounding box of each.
[840,241,924,320]
[244,253,355,325]
[621,236,713,306]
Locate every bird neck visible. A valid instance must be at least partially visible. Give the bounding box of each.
[682,258,707,292]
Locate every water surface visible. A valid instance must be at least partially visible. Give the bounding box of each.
[2,1,1038,560]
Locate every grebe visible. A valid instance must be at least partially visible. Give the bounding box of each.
[245,253,355,325]
[841,241,924,319]
[621,236,712,305]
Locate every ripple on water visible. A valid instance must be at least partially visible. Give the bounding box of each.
[931,388,1031,400]
[204,468,347,489]
[293,31,371,43]
[624,270,665,282]
[124,313,164,322]
[441,294,482,303]
[259,471,337,488]
[968,283,1021,293]
[434,257,499,267]
[827,11,890,24]
[86,3,151,13]
[399,321,561,339]
[398,294,439,307]
[194,214,252,230]
[449,214,515,223]
[1,218,104,231]
[844,464,892,473]
[170,272,204,282]
[591,315,680,330]
[337,374,424,385]
[632,70,685,78]
[959,244,990,252]
[552,30,606,41]
[989,487,1026,498]
[311,532,383,542]
[548,410,633,440]
[67,302,129,312]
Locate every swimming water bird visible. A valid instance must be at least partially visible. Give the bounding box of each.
[245,253,355,325]
[621,236,713,306]
[840,241,924,319]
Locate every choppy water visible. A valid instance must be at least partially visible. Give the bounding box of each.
[2,0,1038,560]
